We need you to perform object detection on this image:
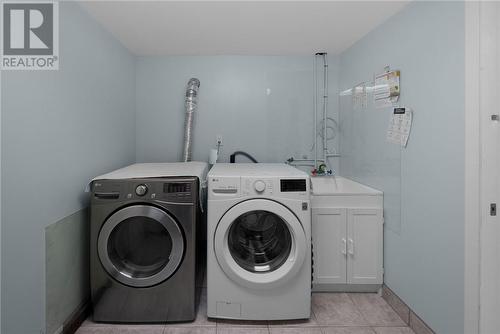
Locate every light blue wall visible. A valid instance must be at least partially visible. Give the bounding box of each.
[1,2,136,333]
[339,2,464,334]
[135,56,340,172]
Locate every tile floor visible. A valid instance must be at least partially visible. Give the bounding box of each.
[76,290,415,334]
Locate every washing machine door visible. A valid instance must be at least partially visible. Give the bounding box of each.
[214,199,307,289]
[98,205,184,288]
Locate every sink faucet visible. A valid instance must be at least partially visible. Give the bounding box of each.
[312,163,336,176]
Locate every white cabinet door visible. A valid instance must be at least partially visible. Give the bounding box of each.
[312,208,347,284]
[347,208,383,284]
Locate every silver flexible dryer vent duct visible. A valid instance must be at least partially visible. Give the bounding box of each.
[182,78,200,162]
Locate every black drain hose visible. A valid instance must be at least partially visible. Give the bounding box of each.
[229,151,258,163]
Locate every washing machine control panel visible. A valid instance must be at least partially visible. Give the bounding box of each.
[280,179,307,192]
[253,180,266,193]
[242,178,274,196]
[242,177,309,199]
[209,176,240,197]
[208,176,310,199]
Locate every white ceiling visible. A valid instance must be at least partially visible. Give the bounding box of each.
[78,1,410,56]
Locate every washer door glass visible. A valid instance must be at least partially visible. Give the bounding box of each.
[214,199,307,289]
[228,210,292,273]
[98,205,184,287]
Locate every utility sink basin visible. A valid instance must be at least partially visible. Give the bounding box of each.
[311,176,382,195]
[311,176,382,208]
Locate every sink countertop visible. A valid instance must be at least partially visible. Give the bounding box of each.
[310,176,382,196]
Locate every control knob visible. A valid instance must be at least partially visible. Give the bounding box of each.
[254,180,266,193]
[135,184,148,196]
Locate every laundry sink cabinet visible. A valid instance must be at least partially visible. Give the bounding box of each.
[310,177,383,292]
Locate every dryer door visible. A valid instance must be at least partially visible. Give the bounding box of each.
[214,199,307,289]
[98,205,184,287]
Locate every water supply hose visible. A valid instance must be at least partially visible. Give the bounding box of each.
[229,151,258,163]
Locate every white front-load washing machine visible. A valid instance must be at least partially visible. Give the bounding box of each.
[207,163,311,320]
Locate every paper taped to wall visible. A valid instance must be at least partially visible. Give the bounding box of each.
[387,107,412,147]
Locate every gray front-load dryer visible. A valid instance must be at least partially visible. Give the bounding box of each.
[90,176,199,323]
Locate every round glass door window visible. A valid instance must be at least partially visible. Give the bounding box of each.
[227,210,292,273]
[98,205,184,287]
[107,216,172,278]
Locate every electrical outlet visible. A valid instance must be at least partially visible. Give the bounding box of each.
[216,135,223,145]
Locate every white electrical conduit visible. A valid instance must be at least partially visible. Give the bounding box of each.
[321,53,328,166]
[313,56,318,169]
[312,53,329,168]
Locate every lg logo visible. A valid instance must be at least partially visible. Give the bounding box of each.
[1,1,58,70]
[3,3,53,55]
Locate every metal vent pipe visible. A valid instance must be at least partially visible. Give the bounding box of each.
[182,78,200,162]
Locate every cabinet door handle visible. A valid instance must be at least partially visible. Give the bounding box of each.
[348,238,354,255]
[342,238,347,255]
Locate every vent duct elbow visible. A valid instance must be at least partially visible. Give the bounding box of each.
[182,78,200,162]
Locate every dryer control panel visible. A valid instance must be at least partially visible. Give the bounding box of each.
[92,178,198,204]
